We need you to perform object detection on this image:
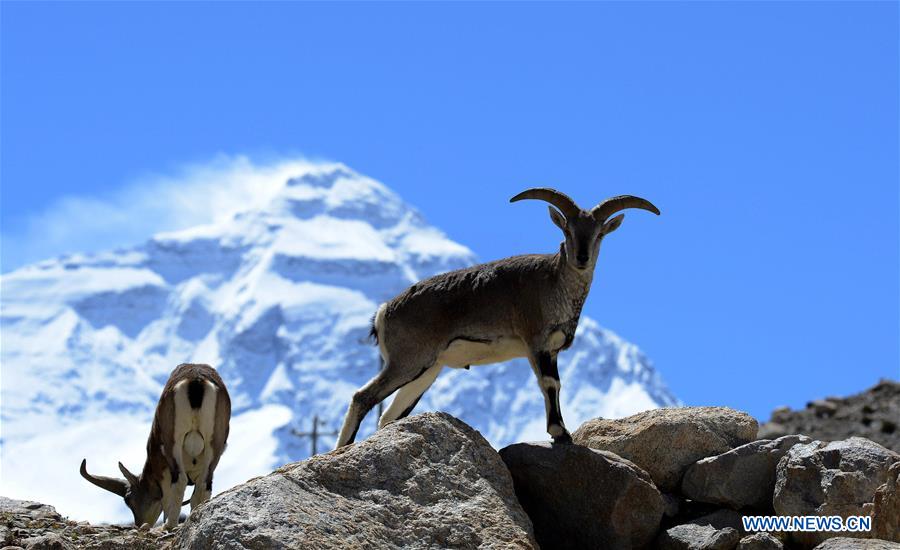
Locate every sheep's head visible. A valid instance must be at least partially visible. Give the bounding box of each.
[510,187,660,272]
[80,459,163,527]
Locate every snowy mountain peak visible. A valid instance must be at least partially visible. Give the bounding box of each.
[1,161,677,523]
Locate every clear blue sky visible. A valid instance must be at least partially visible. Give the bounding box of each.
[2,2,897,419]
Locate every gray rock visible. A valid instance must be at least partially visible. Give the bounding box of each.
[812,538,900,549]
[690,509,746,536]
[682,435,811,510]
[0,497,165,549]
[499,442,664,550]
[874,461,900,542]
[737,532,783,550]
[0,498,61,522]
[21,534,75,550]
[573,406,759,491]
[655,523,741,550]
[175,412,537,549]
[774,437,900,547]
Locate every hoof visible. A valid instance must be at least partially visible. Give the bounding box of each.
[552,432,573,445]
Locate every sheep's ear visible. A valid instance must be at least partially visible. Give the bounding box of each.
[603,214,625,234]
[548,206,567,231]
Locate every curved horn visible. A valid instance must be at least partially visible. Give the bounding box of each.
[591,195,660,221]
[510,187,581,220]
[80,459,129,497]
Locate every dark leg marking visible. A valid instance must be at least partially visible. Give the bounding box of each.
[397,394,424,421]
[537,351,560,379]
[171,464,181,485]
[536,351,571,444]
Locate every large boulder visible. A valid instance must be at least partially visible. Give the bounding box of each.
[682,435,811,510]
[174,412,537,549]
[573,407,759,491]
[774,437,900,547]
[873,461,900,542]
[812,538,900,549]
[499,442,664,550]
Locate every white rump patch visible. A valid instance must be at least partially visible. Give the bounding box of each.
[172,379,218,482]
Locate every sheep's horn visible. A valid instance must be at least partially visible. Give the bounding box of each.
[510,188,582,220]
[591,195,660,221]
[80,459,129,497]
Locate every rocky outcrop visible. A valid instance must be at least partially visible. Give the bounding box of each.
[760,380,899,454]
[773,437,900,547]
[0,497,168,549]
[682,435,811,510]
[175,412,537,549]
[573,407,759,491]
[873,461,900,542]
[499,442,663,550]
[7,398,900,550]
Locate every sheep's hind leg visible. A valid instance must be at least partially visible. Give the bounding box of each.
[336,365,419,448]
[379,364,442,428]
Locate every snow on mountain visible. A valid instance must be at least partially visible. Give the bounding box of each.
[0,162,678,523]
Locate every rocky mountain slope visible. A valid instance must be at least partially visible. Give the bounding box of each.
[0,162,678,523]
[760,380,899,453]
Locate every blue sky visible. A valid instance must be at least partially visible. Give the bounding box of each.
[2,2,897,419]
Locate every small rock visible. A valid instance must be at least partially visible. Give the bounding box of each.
[21,533,74,550]
[500,442,664,550]
[573,406,758,491]
[655,523,741,550]
[682,435,811,510]
[691,509,746,536]
[873,461,900,542]
[737,532,783,550]
[774,436,900,547]
[812,538,900,549]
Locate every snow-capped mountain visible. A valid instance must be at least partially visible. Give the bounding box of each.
[0,163,678,523]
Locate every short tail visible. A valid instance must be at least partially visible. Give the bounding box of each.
[368,313,379,345]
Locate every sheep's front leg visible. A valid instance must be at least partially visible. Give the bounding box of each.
[162,454,188,530]
[531,350,572,444]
